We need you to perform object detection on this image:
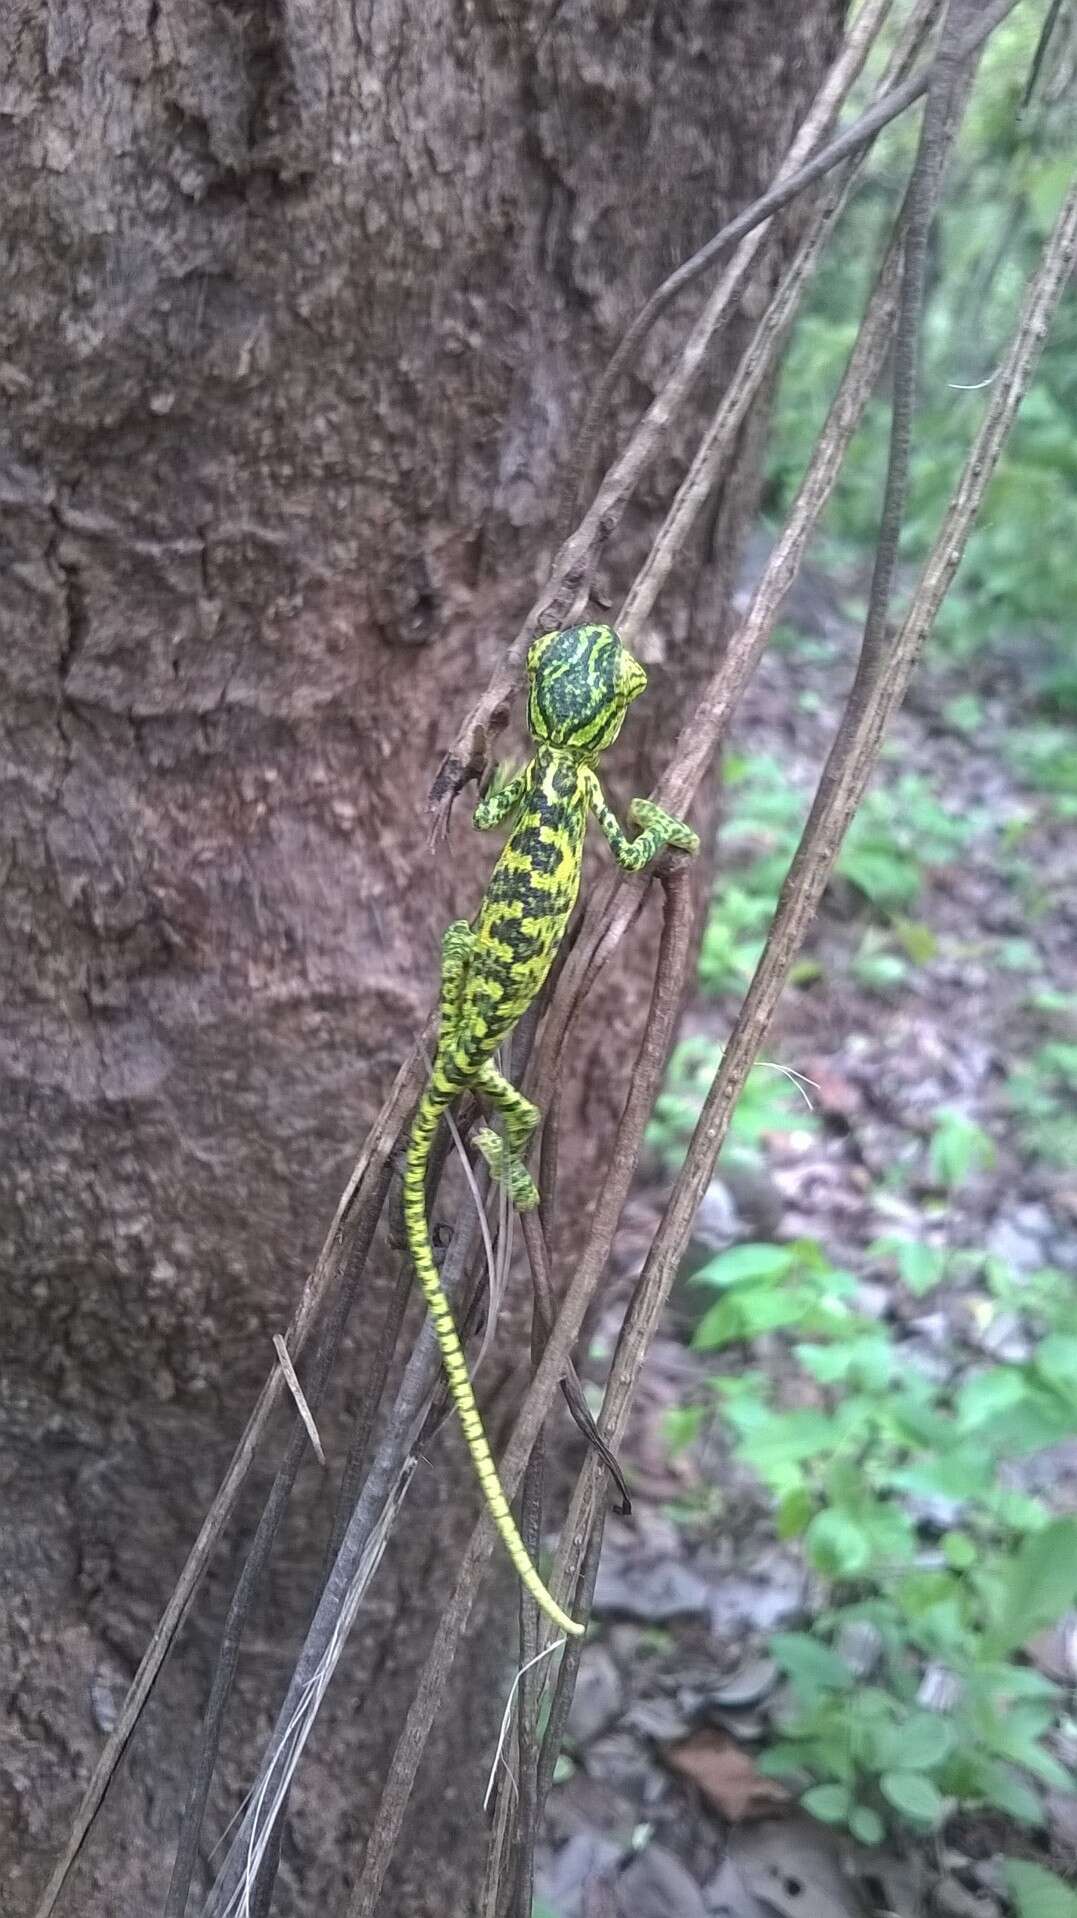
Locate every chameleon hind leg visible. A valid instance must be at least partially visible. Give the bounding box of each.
[472,1062,541,1211]
[439,924,540,1208]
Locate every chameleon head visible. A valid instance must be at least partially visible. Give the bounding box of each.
[526,623,647,759]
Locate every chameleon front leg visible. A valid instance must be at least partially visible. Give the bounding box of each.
[472,1061,541,1211]
[473,760,532,832]
[583,769,700,871]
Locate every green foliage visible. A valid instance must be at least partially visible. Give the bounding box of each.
[698,755,977,1004]
[1006,1862,1077,1918]
[983,1519,1077,1659]
[1008,726,1077,816]
[943,694,986,734]
[765,9,1075,659]
[927,1111,996,1191]
[646,1034,817,1172]
[842,779,979,912]
[850,937,909,997]
[679,1237,1077,1849]
[662,1404,706,1456]
[689,1238,856,1355]
[868,1235,949,1297]
[652,30,1077,1878]
[1006,1043,1077,1168]
[698,755,804,996]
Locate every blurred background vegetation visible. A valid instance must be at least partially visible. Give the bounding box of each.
[767,6,1076,673]
[587,10,1077,1905]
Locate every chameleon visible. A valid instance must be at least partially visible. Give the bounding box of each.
[403,623,699,1636]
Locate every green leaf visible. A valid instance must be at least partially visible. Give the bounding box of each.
[797,1337,894,1390]
[893,917,939,963]
[974,1663,1061,1702]
[822,1457,864,1512]
[941,695,984,736]
[1036,1333,1077,1409]
[771,1633,855,1694]
[955,1367,1029,1432]
[1005,1861,1077,1918]
[840,843,919,909]
[877,1712,956,1772]
[663,1406,705,1456]
[802,1784,852,1824]
[806,1511,872,1577]
[852,949,909,996]
[723,1406,837,1484]
[928,1112,995,1190]
[879,1772,946,1826]
[942,1531,977,1571]
[889,1236,947,1296]
[757,1742,813,1777]
[980,1766,1044,1827]
[691,1242,796,1288]
[858,1500,917,1566]
[848,1805,885,1847]
[893,1571,964,1633]
[692,1286,806,1350]
[776,1486,814,1539]
[1028,154,1077,232]
[985,1517,1077,1656]
[988,1720,1073,1791]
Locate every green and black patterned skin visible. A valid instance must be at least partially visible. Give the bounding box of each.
[403,624,699,1634]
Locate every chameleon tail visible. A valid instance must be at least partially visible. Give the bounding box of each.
[402,1070,584,1638]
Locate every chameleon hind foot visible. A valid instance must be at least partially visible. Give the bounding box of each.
[473,1128,540,1211]
[630,796,700,855]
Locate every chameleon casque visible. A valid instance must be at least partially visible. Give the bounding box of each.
[403,623,699,1635]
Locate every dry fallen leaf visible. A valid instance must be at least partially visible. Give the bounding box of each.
[663,1730,790,1822]
[734,1818,871,1918]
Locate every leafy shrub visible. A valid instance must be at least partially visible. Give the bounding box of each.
[764,10,1075,659]
[680,1240,1077,1850]
[698,756,977,1001]
[1008,727,1077,815]
[1006,1044,1077,1169]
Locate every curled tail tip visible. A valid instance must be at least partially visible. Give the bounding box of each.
[533,1585,585,1637]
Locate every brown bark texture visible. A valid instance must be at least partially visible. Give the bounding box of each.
[0,2,839,1912]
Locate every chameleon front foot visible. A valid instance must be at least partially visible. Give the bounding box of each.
[473,1128,540,1211]
[630,796,700,855]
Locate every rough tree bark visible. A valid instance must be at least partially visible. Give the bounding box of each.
[0,3,840,1912]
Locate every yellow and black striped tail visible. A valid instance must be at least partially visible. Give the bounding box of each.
[402,1074,584,1637]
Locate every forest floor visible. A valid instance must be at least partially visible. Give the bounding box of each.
[536,537,1077,1918]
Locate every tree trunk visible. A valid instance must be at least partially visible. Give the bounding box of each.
[0,3,840,1911]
